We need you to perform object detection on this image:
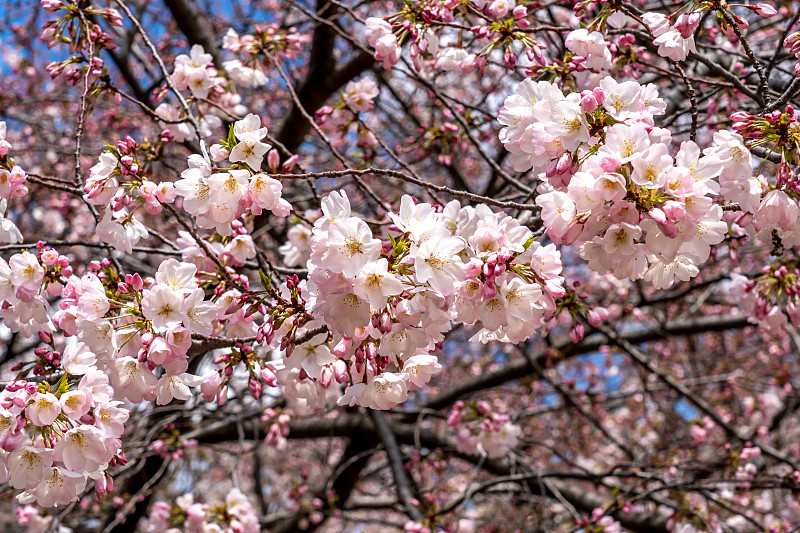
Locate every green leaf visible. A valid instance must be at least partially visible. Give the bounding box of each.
[259,269,271,289]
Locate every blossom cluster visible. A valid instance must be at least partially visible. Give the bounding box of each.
[142,489,259,533]
[175,114,291,237]
[727,264,800,332]
[642,12,699,62]
[172,45,223,101]
[16,504,71,533]
[729,108,800,250]
[448,400,522,458]
[498,77,743,290]
[0,365,128,507]
[84,136,173,253]
[316,76,380,121]
[259,191,565,411]
[576,508,623,533]
[39,1,121,57]
[0,241,270,505]
[154,44,230,142]
[51,259,226,406]
[222,25,309,87]
[0,250,60,338]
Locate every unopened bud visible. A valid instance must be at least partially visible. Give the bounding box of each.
[267,149,280,173]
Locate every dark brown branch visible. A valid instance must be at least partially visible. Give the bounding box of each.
[420,314,750,412]
[162,0,224,69]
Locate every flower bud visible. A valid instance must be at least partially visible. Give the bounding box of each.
[261,366,278,387]
[332,337,352,357]
[126,273,143,291]
[570,323,585,343]
[580,91,598,113]
[365,342,377,361]
[379,311,392,334]
[248,377,263,399]
[217,384,228,405]
[320,366,333,388]
[333,359,349,383]
[267,149,280,173]
[753,3,777,17]
[282,154,299,172]
[592,87,605,104]
[209,144,230,162]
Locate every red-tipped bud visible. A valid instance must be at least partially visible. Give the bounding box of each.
[248,377,263,399]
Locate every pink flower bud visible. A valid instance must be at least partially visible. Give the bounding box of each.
[126,273,144,291]
[592,87,605,104]
[556,152,572,175]
[332,337,352,357]
[580,91,598,113]
[379,311,392,334]
[731,111,751,123]
[200,372,223,402]
[95,475,107,500]
[261,366,278,387]
[365,342,377,361]
[544,278,566,298]
[587,307,609,327]
[267,149,280,173]
[314,106,334,121]
[333,359,349,383]
[141,331,154,346]
[461,53,476,74]
[282,154,299,172]
[503,47,516,70]
[753,3,777,17]
[248,377,263,399]
[217,384,228,405]
[320,366,333,388]
[570,323,585,343]
[660,219,678,238]
[209,144,230,162]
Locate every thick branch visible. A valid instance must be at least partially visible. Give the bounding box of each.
[420,314,751,412]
